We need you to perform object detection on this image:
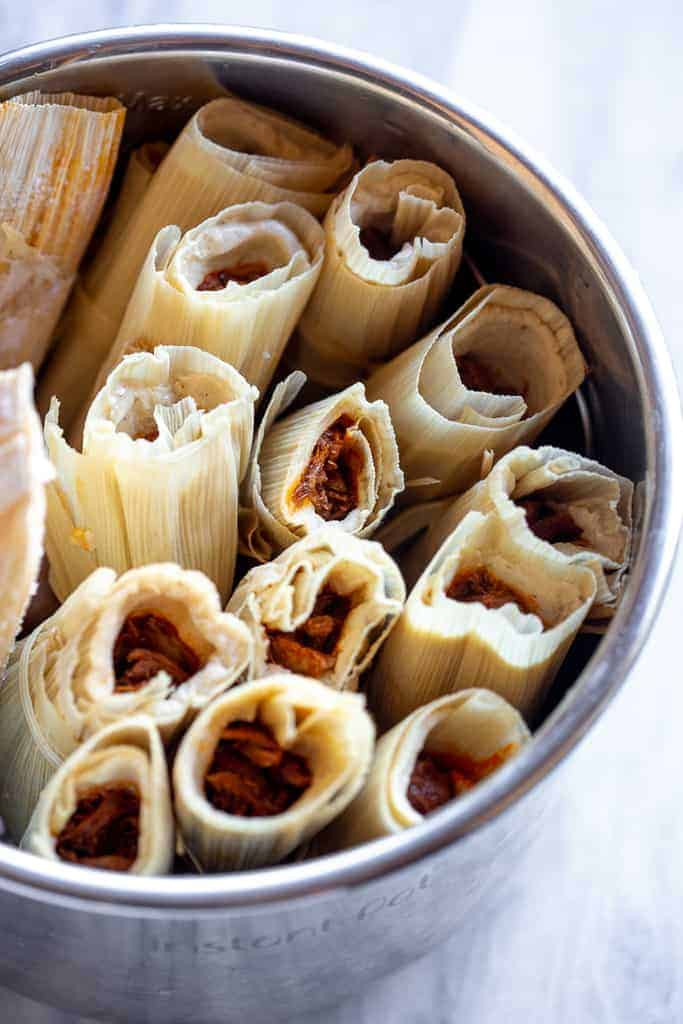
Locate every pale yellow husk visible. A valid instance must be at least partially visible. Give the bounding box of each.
[39,97,353,426]
[240,373,404,561]
[366,285,587,501]
[22,716,175,875]
[368,510,597,726]
[228,528,405,691]
[0,91,124,369]
[319,689,529,850]
[173,674,375,871]
[290,159,465,387]
[92,201,325,400]
[85,141,170,297]
[0,363,52,671]
[0,563,252,840]
[44,345,257,601]
[400,445,633,619]
[0,225,73,370]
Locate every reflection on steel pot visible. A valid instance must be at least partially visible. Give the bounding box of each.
[0,25,680,1024]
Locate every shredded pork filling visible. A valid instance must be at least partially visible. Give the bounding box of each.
[517,497,584,545]
[446,567,542,620]
[113,612,202,692]
[55,783,140,871]
[196,262,269,290]
[407,746,517,815]
[266,586,352,678]
[204,720,312,817]
[455,353,521,397]
[292,415,361,521]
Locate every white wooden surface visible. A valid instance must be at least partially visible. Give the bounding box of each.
[2,2,682,1021]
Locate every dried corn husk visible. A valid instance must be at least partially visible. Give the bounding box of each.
[401,446,633,619]
[92,201,325,400]
[173,674,375,870]
[240,373,404,561]
[44,345,257,601]
[22,716,174,875]
[366,285,586,501]
[0,91,124,369]
[39,97,353,426]
[85,141,170,295]
[228,528,405,691]
[0,563,252,840]
[320,689,529,849]
[289,159,465,387]
[0,226,73,369]
[0,363,52,671]
[368,510,596,726]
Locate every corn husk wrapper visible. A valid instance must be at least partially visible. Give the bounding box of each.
[22,716,174,875]
[228,528,405,691]
[0,363,53,671]
[39,97,353,426]
[320,689,530,850]
[0,226,73,370]
[400,446,633,620]
[44,345,257,602]
[240,373,404,561]
[368,510,597,726]
[0,563,252,840]
[366,285,587,501]
[36,137,169,423]
[85,141,170,295]
[290,159,465,387]
[92,201,325,400]
[173,674,375,870]
[0,91,124,370]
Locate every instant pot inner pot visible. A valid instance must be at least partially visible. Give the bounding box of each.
[0,43,646,856]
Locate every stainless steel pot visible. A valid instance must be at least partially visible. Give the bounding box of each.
[0,25,680,1024]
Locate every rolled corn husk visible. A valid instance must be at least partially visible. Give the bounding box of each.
[44,344,257,602]
[368,510,597,726]
[91,201,325,401]
[289,159,466,387]
[173,674,375,870]
[0,91,125,370]
[228,528,405,691]
[0,563,252,840]
[0,363,52,671]
[366,285,587,500]
[22,716,174,875]
[0,226,74,370]
[320,689,530,850]
[38,97,353,426]
[240,372,404,561]
[401,446,633,620]
[85,141,170,293]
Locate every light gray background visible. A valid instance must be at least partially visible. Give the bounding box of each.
[1,2,682,1021]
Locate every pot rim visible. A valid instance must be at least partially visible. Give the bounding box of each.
[0,23,680,911]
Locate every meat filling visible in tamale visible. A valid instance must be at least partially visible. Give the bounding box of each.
[292,415,360,521]
[407,745,517,815]
[204,721,311,817]
[446,567,542,620]
[266,587,352,678]
[359,226,402,261]
[455,353,521,397]
[517,498,584,545]
[56,783,140,870]
[196,262,269,290]
[113,612,202,692]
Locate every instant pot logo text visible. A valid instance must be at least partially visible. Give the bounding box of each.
[115,92,196,112]
[145,873,432,957]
